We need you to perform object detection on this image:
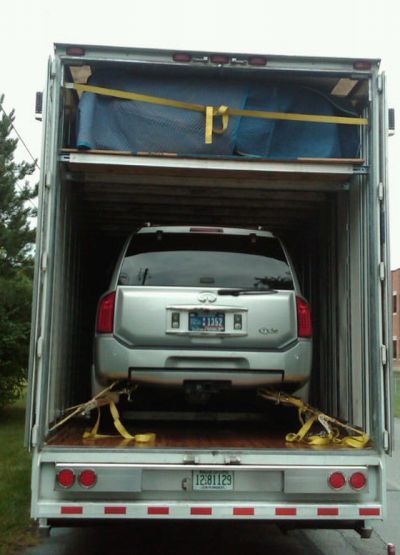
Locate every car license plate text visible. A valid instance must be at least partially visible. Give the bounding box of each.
[189,312,225,332]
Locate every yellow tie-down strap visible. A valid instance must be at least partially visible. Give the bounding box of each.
[65,82,368,145]
[258,389,370,449]
[49,382,155,444]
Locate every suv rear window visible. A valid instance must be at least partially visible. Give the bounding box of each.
[118,232,294,290]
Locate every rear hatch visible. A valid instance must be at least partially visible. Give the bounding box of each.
[113,227,298,350]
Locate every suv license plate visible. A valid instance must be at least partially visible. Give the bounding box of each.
[189,312,225,332]
[193,471,234,490]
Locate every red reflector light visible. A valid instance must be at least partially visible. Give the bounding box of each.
[191,507,212,515]
[57,468,75,488]
[248,56,267,66]
[317,507,339,516]
[97,291,116,333]
[148,506,170,515]
[275,507,297,516]
[328,472,346,489]
[190,227,224,233]
[296,296,312,338]
[78,469,97,488]
[359,507,380,516]
[353,60,372,71]
[104,506,127,515]
[350,472,367,490]
[210,54,230,64]
[173,53,192,63]
[66,47,86,57]
[61,506,83,514]
[233,507,255,516]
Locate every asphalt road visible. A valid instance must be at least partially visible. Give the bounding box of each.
[23,420,400,555]
[23,521,388,555]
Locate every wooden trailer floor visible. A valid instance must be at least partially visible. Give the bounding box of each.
[46,419,369,450]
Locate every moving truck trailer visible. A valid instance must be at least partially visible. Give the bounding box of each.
[26,43,393,536]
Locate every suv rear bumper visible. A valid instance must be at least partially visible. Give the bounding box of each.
[94,337,312,387]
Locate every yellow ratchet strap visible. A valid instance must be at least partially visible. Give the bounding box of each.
[259,389,369,449]
[49,381,155,444]
[83,399,156,444]
[65,82,368,145]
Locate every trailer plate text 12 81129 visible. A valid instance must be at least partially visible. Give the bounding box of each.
[193,471,234,490]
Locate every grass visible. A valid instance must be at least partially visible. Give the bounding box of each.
[0,394,38,555]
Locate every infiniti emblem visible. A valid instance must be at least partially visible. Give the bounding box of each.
[198,292,217,303]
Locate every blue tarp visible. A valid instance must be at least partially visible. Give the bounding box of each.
[76,69,360,159]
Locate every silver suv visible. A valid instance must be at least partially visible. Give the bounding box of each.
[94,226,312,394]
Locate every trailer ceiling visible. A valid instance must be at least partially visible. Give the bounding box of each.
[63,153,358,237]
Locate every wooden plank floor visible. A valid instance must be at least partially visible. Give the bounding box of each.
[46,419,370,450]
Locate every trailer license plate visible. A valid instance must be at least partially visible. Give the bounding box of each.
[193,471,234,490]
[189,312,225,332]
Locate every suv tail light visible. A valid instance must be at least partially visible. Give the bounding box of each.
[97,291,116,333]
[296,296,312,338]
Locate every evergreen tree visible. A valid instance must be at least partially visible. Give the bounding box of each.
[0,94,37,409]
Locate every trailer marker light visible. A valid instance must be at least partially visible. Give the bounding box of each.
[349,472,367,490]
[57,468,75,488]
[104,506,127,515]
[191,507,212,515]
[97,291,116,333]
[275,507,297,516]
[248,56,267,66]
[210,54,230,64]
[148,506,170,515]
[328,471,346,489]
[233,507,255,516]
[66,47,86,57]
[296,296,312,338]
[173,53,192,63]
[78,469,97,488]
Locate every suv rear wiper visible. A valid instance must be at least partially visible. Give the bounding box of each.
[217,288,278,296]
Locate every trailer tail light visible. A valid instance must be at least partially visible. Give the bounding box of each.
[78,469,97,488]
[248,56,267,66]
[353,60,372,71]
[66,46,86,57]
[210,54,230,65]
[328,472,346,490]
[350,472,367,490]
[57,468,75,488]
[296,297,312,338]
[97,291,116,333]
[173,53,192,63]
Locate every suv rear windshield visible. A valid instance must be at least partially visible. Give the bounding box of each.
[118,232,294,290]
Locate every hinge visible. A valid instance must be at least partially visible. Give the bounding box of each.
[41,252,48,272]
[50,59,57,79]
[379,262,385,281]
[378,182,384,201]
[377,74,383,93]
[45,172,52,188]
[31,423,38,447]
[224,455,241,465]
[383,430,389,451]
[36,336,43,358]
[183,455,200,464]
[381,344,387,365]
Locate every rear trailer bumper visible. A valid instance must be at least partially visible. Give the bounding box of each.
[31,454,385,525]
[94,338,312,387]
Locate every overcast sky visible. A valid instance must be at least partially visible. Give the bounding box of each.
[1,0,399,268]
